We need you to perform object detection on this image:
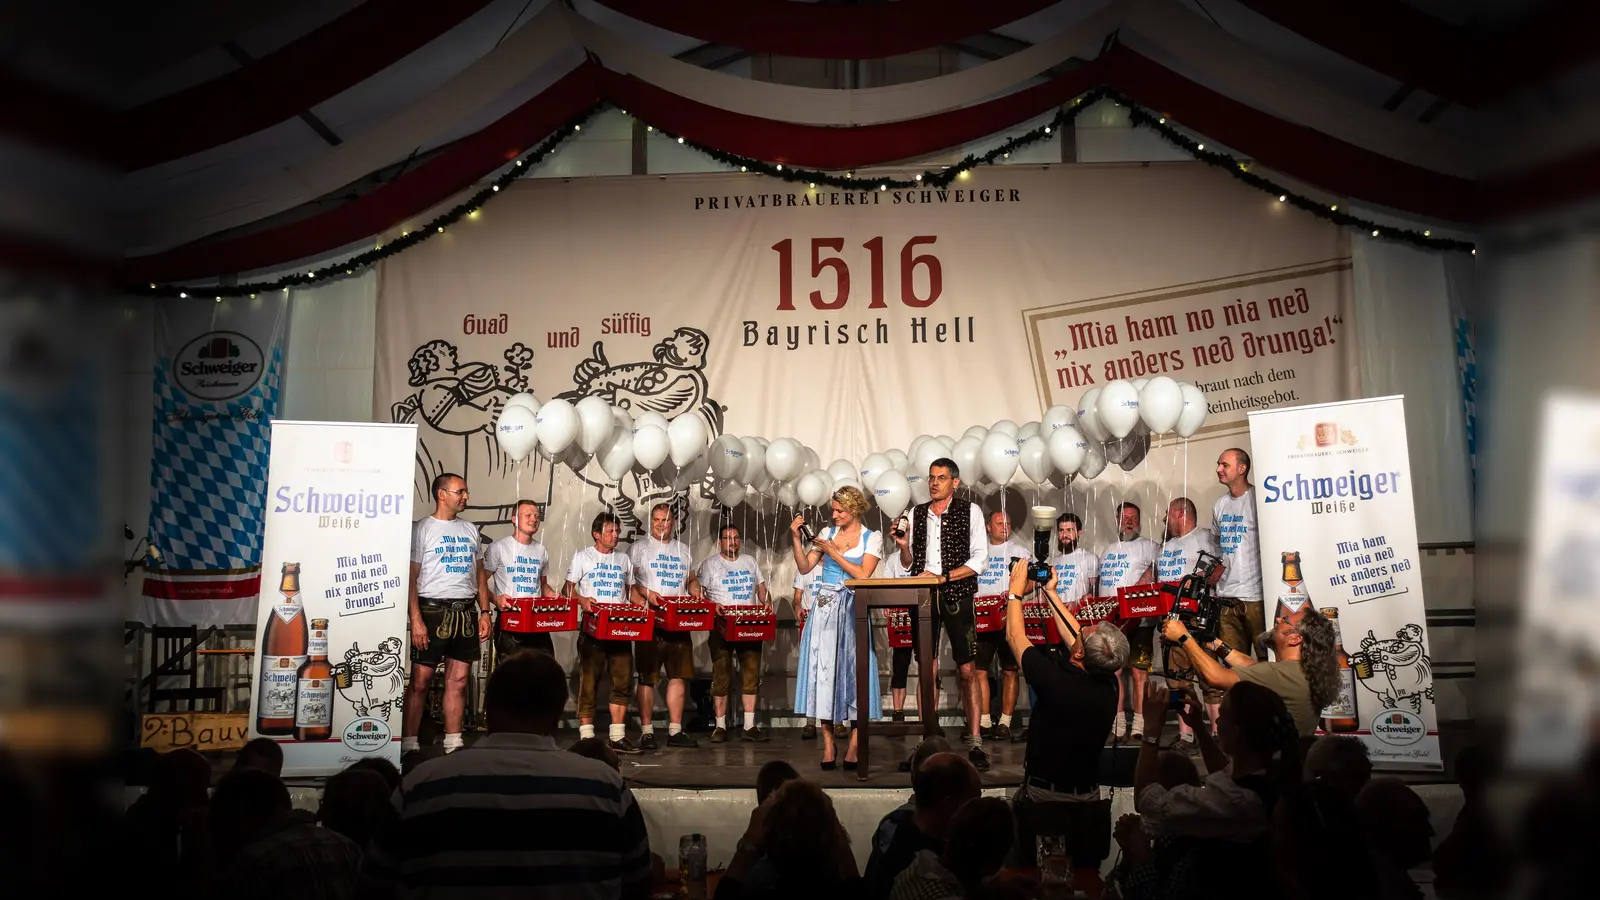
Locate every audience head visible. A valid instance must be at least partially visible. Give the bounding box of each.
[943,797,1016,889]
[1079,622,1130,675]
[485,650,568,735]
[762,780,850,878]
[233,738,284,777]
[345,756,402,792]
[1453,744,1495,801]
[756,760,800,804]
[1218,681,1300,775]
[149,748,212,813]
[912,752,982,823]
[319,767,394,848]
[209,767,292,861]
[1356,777,1434,869]
[1157,750,1203,789]
[1305,736,1372,800]
[909,736,954,775]
[568,737,620,772]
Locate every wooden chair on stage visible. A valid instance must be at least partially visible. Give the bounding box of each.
[845,575,942,781]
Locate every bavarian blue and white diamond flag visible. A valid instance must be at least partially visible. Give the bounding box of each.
[143,295,287,626]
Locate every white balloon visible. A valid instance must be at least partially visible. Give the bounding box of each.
[561,443,593,473]
[1132,378,1150,393]
[909,472,931,505]
[1176,383,1208,438]
[886,448,909,473]
[949,436,982,484]
[633,411,670,434]
[1101,438,1129,464]
[802,447,822,473]
[873,469,912,519]
[936,435,956,451]
[749,468,774,492]
[667,415,708,467]
[990,419,1019,438]
[1018,421,1042,443]
[859,453,893,492]
[1118,434,1151,471]
[495,405,538,461]
[1079,442,1107,479]
[740,437,767,486]
[1077,388,1108,442]
[632,424,670,469]
[832,476,864,498]
[962,425,990,443]
[1018,435,1052,484]
[911,441,944,482]
[1047,425,1088,475]
[716,480,745,508]
[908,434,933,460]
[574,396,614,454]
[827,458,857,483]
[598,429,635,481]
[710,434,745,481]
[766,437,803,482]
[1048,470,1072,490]
[1041,405,1077,433]
[796,471,830,507]
[610,406,633,435]
[1098,380,1141,439]
[673,449,712,492]
[1139,376,1183,434]
[775,480,800,508]
[504,392,540,415]
[980,431,1021,484]
[534,397,579,455]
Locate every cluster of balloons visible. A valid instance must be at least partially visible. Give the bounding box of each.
[492,377,1208,519]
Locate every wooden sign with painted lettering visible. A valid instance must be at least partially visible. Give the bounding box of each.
[141,712,251,753]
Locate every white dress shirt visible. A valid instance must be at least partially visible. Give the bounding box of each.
[920,501,987,577]
[1135,763,1270,841]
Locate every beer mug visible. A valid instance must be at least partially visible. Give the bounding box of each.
[332,664,355,690]
[1349,652,1375,680]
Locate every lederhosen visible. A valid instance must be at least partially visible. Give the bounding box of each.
[910,497,980,667]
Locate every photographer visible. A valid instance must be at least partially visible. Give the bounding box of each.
[1003,557,1128,869]
[1159,606,1340,739]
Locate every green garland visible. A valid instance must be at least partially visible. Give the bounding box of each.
[135,88,1472,298]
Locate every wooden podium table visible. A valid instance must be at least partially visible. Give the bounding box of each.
[845,575,943,781]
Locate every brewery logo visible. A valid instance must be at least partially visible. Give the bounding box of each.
[1295,423,1359,452]
[174,331,265,401]
[1349,623,1433,713]
[1369,709,1425,746]
[1314,422,1338,447]
[334,441,355,464]
[341,717,392,752]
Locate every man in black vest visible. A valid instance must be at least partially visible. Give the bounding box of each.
[893,457,991,770]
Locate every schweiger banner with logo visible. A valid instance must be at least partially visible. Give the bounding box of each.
[145,295,287,627]
[374,165,1361,683]
[249,420,416,777]
[1248,396,1441,770]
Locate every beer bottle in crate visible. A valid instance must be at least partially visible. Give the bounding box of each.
[256,562,309,735]
[1319,607,1359,733]
[295,618,334,741]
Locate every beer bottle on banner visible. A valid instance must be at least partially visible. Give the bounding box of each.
[295,618,334,741]
[256,562,309,736]
[1273,550,1311,629]
[1319,607,1359,733]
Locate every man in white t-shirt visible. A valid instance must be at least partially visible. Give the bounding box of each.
[1213,447,1264,660]
[1050,513,1099,608]
[697,523,770,743]
[628,502,705,750]
[405,473,491,758]
[482,499,554,657]
[565,511,642,755]
[794,567,820,739]
[1098,501,1159,740]
[974,511,1029,741]
[1157,496,1223,746]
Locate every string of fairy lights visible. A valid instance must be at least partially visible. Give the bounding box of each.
[133,90,1473,299]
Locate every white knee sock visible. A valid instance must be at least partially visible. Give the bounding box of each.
[668,723,682,736]
[401,736,420,754]
[609,724,626,742]
[715,715,727,729]
[980,714,993,728]
[442,733,463,753]
[999,714,1012,727]
[579,724,596,739]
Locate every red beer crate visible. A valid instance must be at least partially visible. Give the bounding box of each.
[1116,583,1180,621]
[1023,602,1062,645]
[717,607,776,642]
[654,596,714,631]
[887,608,914,648]
[1073,595,1122,627]
[974,595,1005,633]
[583,604,655,641]
[501,596,579,633]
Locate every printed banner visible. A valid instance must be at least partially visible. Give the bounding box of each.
[144,295,287,627]
[249,420,416,777]
[1249,396,1441,770]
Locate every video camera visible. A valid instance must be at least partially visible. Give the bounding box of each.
[1011,505,1058,585]
[1160,549,1231,682]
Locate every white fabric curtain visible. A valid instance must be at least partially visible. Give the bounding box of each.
[1351,227,1475,543]
[282,271,380,422]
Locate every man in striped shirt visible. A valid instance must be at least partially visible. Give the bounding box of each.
[366,651,652,899]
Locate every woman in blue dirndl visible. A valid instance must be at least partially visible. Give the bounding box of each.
[790,485,883,770]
